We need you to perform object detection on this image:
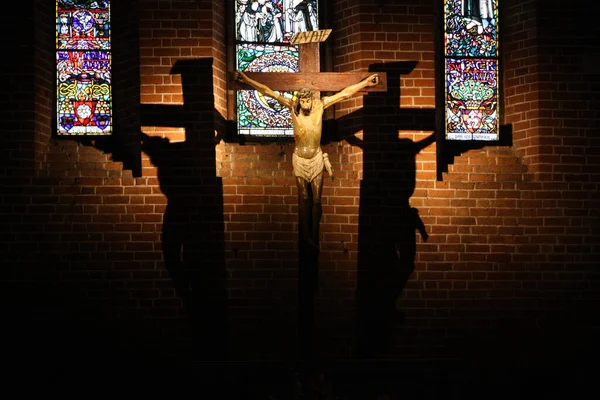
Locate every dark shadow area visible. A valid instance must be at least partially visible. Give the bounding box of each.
[0,261,169,387]
[140,58,228,360]
[1,1,157,381]
[337,61,436,357]
[1,60,229,387]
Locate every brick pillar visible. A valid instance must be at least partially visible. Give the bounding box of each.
[503,0,543,174]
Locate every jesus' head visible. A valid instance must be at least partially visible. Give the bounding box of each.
[295,87,313,115]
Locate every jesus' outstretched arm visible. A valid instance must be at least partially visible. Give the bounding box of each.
[323,74,379,109]
[233,70,294,109]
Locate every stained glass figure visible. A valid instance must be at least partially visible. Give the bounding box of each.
[444,0,499,141]
[56,0,112,136]
[445,0,497,57]
[235,0,318,137]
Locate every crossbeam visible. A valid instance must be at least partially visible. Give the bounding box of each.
[230,72,387,92]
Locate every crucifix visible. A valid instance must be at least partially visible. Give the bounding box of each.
[230,29,387,361]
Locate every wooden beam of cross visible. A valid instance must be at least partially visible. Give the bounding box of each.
[229,29,387,94]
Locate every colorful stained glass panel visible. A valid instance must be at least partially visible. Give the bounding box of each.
[235,1,318,137]
[444,0,498,57]
[56,0,112,136]
[445,58,499,140]
[237,44,299,136]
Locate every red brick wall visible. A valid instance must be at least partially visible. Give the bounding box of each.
[1,0,598,366]
[503,0,541,172]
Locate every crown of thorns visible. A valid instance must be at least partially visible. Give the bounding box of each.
[296,88,313,99]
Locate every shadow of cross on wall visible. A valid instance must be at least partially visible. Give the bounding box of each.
[139,58,228,360]
[332,61,436,358]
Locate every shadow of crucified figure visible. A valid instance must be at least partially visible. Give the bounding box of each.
[138,58,229,361]
[347,130,434,358]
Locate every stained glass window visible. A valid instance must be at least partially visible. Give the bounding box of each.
[235,0,318,137]
[444,0,500,141]
[56,0,112,136]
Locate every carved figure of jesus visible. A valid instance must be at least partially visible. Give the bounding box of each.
[234,70,379,251]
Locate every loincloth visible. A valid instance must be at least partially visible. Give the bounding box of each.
[292,148,333,183]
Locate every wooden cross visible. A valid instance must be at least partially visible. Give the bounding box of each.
[230,30,387,363]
